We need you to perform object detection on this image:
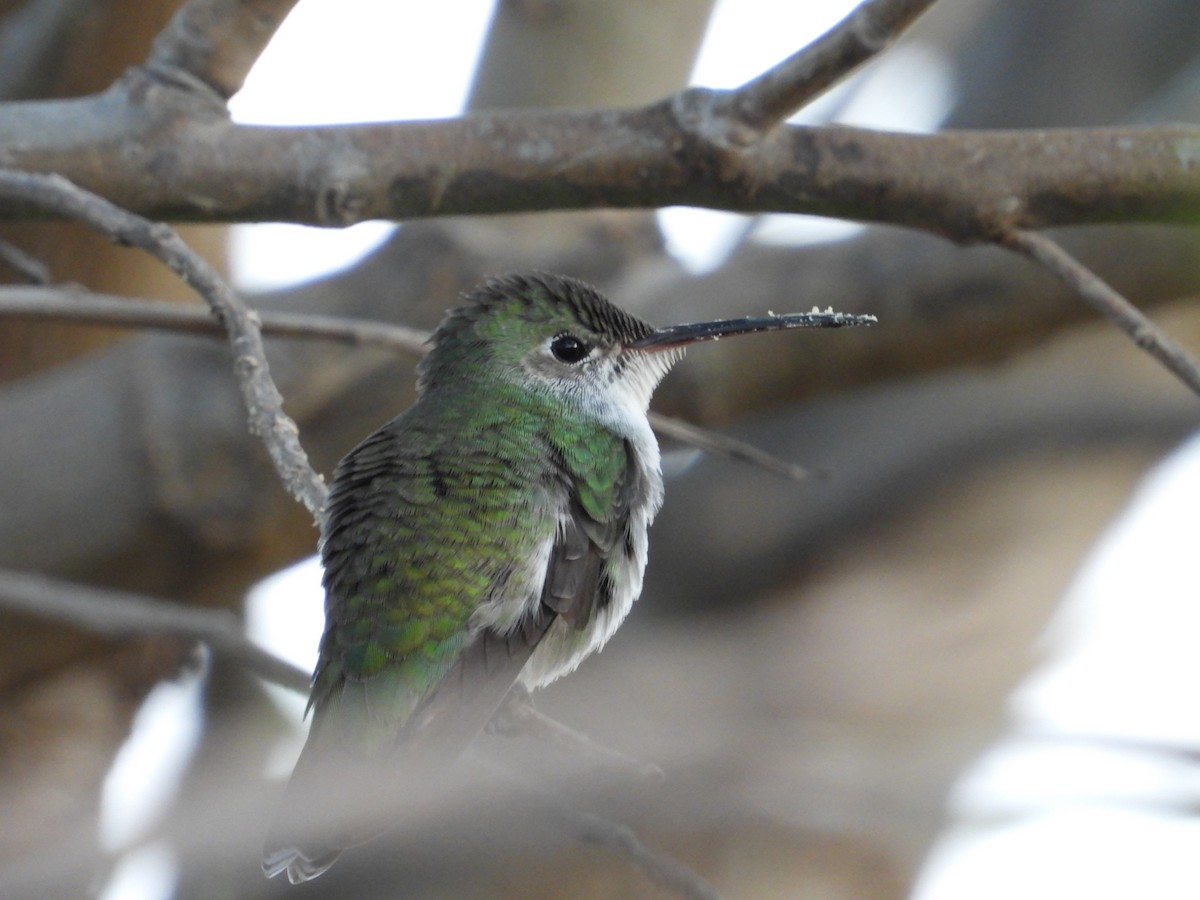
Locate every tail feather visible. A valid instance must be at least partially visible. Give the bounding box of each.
[261,733,372,884]
[262,842,340,885]
[262,611,557,881]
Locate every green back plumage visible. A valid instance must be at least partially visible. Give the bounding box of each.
[310,378,638,747]
[312,381,569,750]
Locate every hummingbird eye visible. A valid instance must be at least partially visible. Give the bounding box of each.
[549,333,592,364]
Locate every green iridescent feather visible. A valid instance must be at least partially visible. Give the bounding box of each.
[306,379,628,754]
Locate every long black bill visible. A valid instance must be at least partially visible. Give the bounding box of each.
[626,309,878,352]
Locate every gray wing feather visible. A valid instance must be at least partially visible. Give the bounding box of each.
[542,502,606,629]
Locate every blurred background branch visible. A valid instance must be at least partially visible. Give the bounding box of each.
[0,567,310,690]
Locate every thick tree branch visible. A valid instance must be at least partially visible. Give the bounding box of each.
[0,0,1194,239]
[717,0,939,138]
[0,171,328,518]
[0,568,310,691]
[146,0,300,101]
[1001,228,1200,397]
[0,71,1195,237]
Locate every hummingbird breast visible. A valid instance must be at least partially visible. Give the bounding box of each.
[514,387,665,688]
[314,379,664,732]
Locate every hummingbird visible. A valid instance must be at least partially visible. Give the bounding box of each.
[262,273,873,882]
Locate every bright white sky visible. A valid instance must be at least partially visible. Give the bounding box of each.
[98,3,1198,899]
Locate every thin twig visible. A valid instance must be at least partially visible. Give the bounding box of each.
[722,0,941,136]
[1001,228,1200,398]
[146,0,301,101]
[0,285,429,354]
[0,568,310,691]
[0,284,817,481]
[0,171,328,519]
[649,412,819,481]
[0,238,50,283]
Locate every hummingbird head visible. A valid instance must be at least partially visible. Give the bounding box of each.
[418,272,877,417]
[418,273,683,416]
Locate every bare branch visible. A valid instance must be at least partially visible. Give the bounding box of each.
[720,0,940,138]
[0,171,328,518]
[0,285,429,353]
[649,411,819,481]
[146,0,301,101]
[1001,228,1200,398]
[0,285,818,481]
[0,74,1196,237]
[0,1,1194,242]
[0,568,310,691]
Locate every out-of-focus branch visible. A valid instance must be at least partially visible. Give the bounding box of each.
[716,0,939,138]
[146,0,300,100]
[0,565,655,777]
[0,568,310,691]
[479,752,721,900]
[0,171,328,518]
[1001,228,1200,398]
